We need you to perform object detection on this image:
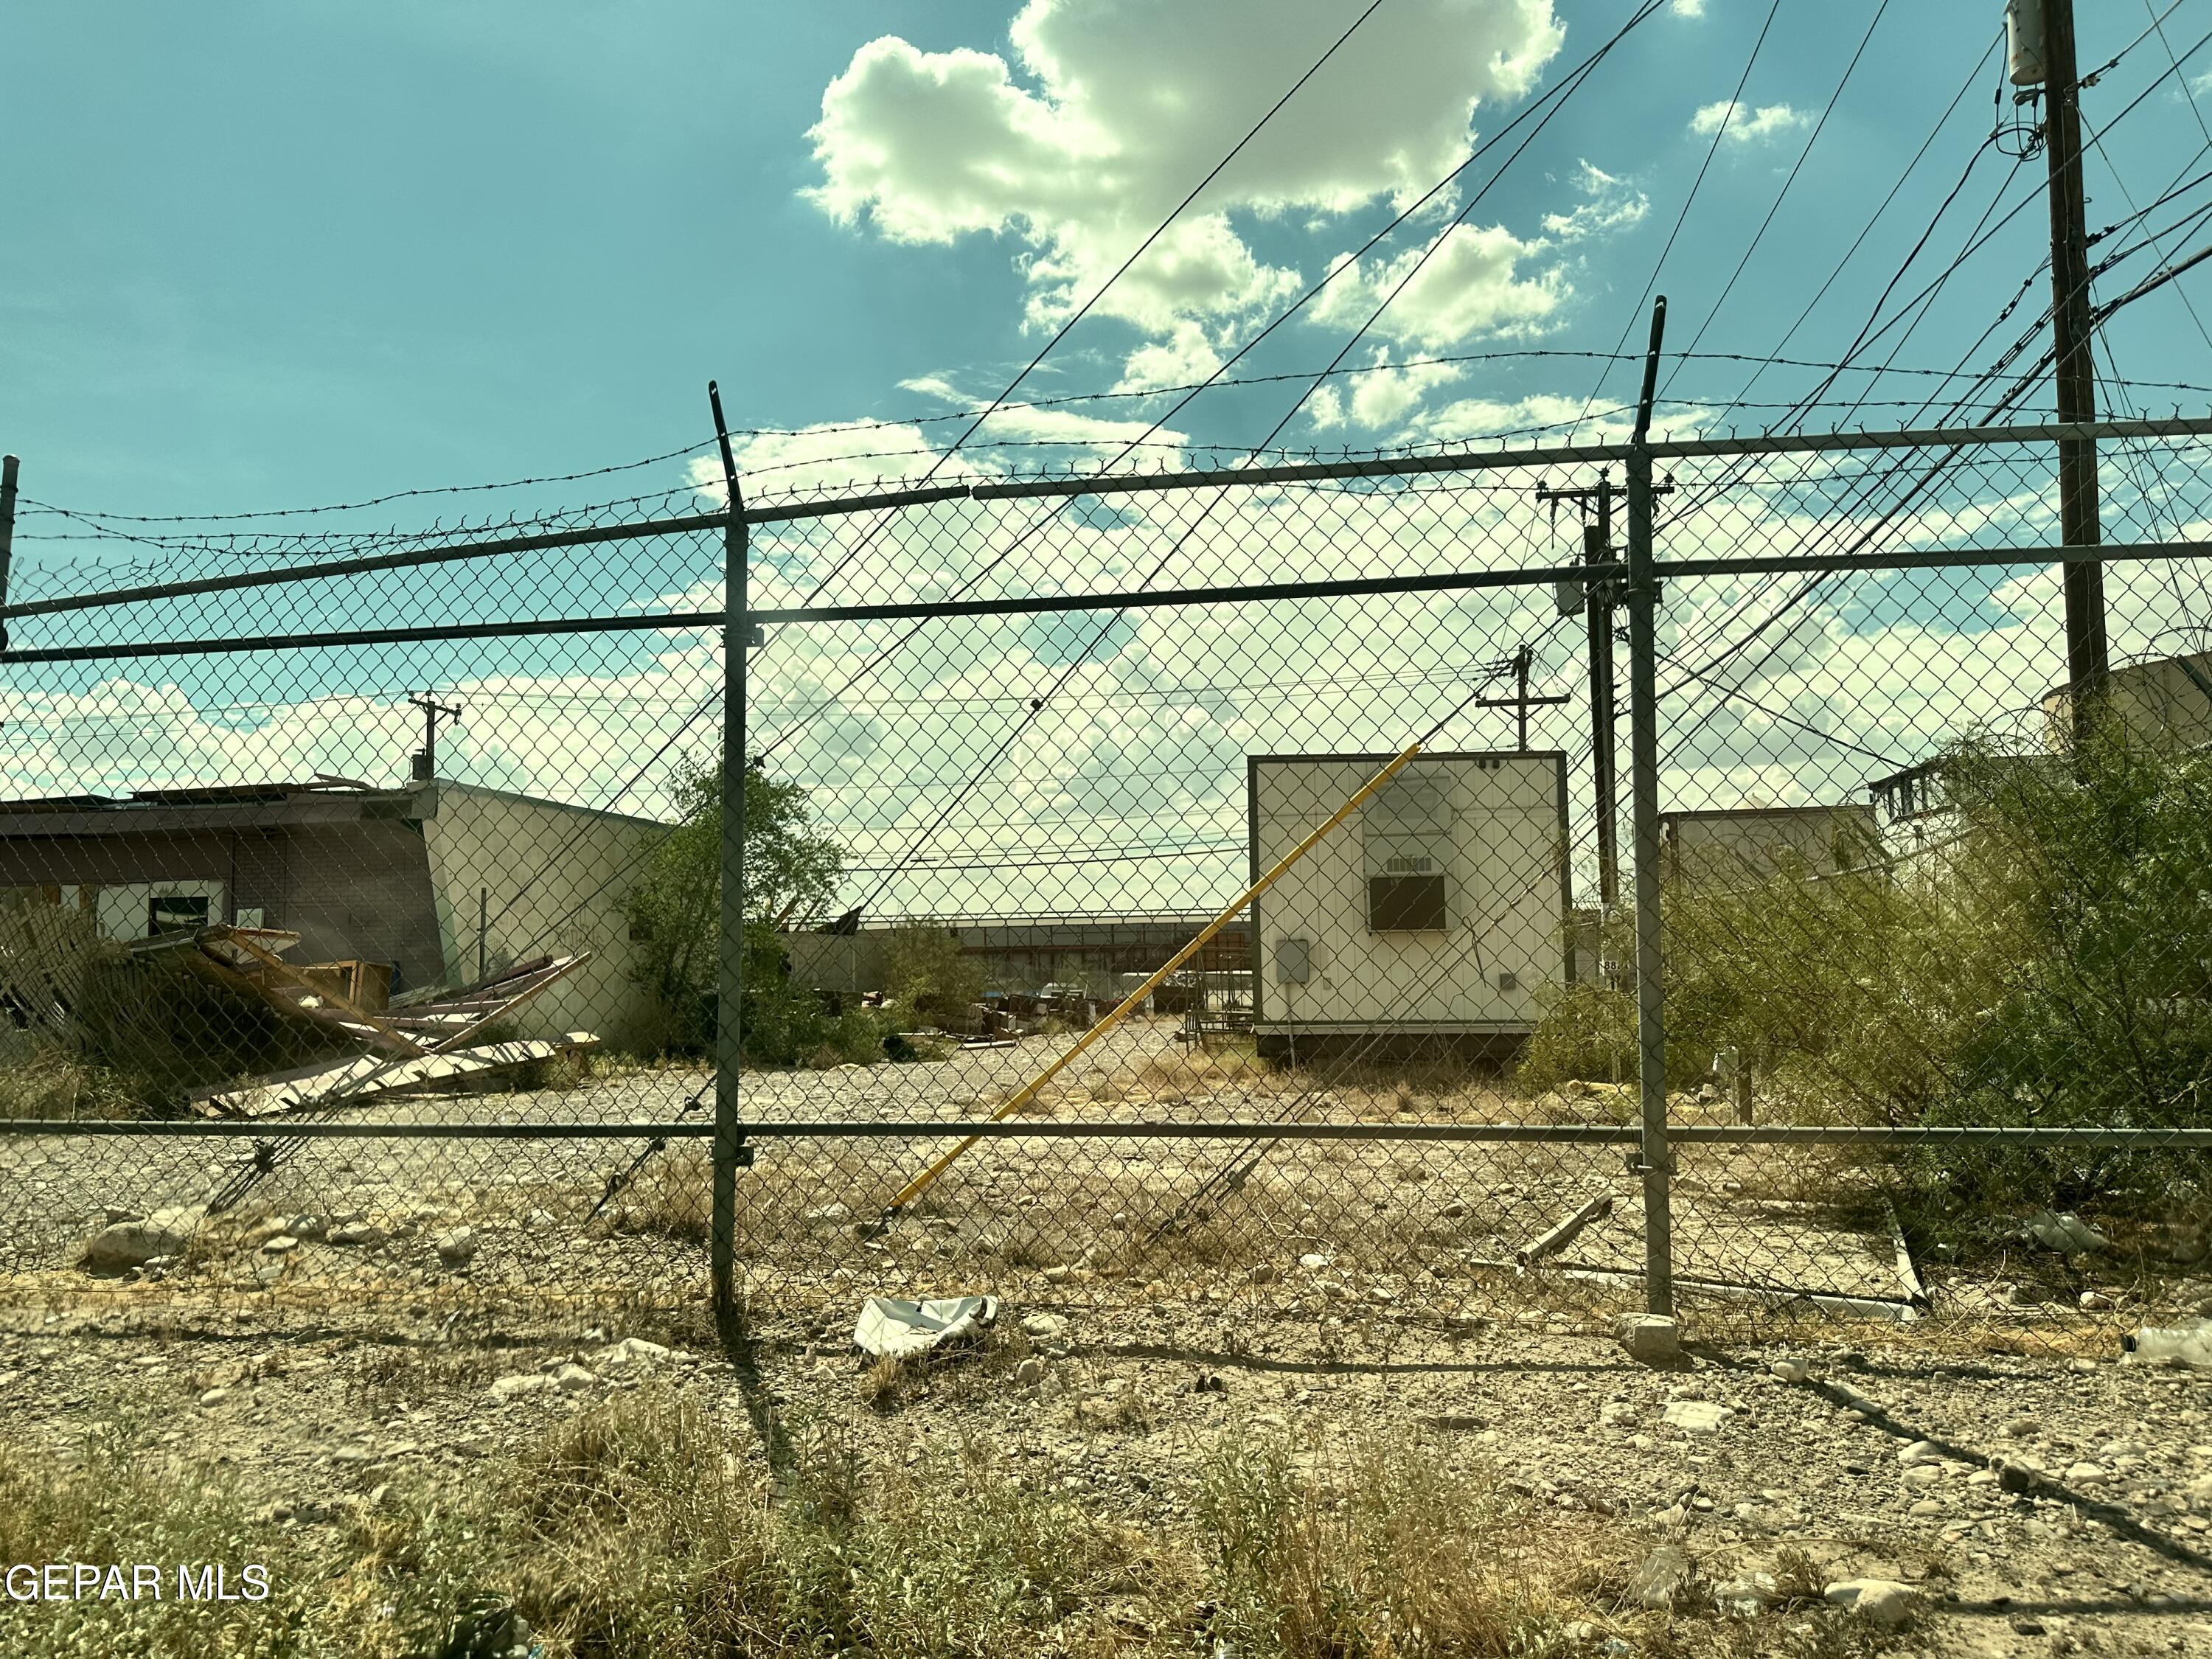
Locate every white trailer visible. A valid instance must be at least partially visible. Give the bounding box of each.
[1246,751,1573,1059]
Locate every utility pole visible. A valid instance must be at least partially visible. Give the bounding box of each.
[1539,475,1621,907]
[407,692,462,782]
[1514,646,1532,751]
[2025,0,2108,737]
[1470,644,1569,754]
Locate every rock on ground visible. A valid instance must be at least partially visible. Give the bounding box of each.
[83,1208,198,1271]
[1824,1579,1917,1627]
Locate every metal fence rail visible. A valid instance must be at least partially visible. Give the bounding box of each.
[1,354,2208,1346]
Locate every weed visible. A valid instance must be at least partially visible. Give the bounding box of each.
[0,1038,147,1120]
[0,1392,1729,1659]
[1197,1422,1587,1658]
[859,1354,905,1409]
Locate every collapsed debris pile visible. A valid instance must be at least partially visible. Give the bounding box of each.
[150,925,599,1118]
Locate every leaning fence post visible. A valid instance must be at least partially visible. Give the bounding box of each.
[709,383,750,1315]
[0,455,19,651]
[1624,299,1674,1320]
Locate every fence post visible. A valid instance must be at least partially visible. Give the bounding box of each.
[0,455,19,651]
[709,383,750,1315]
[1624,299,1674,1319]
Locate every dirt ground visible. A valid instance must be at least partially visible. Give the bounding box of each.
[10,1029,2212,1650]
[4,1283,2212,1656]
[0,1020,2001,1314]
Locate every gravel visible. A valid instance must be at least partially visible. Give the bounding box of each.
[2,1293,2210,1653]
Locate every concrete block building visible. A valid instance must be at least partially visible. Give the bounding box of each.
[0,778,667,1047]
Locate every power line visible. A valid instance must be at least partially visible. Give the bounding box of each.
[757,2,1672,762]
[1576,0,1784,425]
[1664,0,1891,380]
[1641,10,2212,686]
[851,1,1668,908]
[1712,34,1998,428]
[792,0,1394,607]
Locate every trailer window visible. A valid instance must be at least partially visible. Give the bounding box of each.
[1368,874,1447,931]
[1363,768,1453,931]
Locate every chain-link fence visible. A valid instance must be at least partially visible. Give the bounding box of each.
[2,404,2209,1349]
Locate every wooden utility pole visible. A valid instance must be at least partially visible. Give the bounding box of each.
[1470,644,1569,754]
[1539,476,1620,906]
[2039,0,2109,738]
[406,692,462,781]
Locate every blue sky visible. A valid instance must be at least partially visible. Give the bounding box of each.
[7,0,2209,523]
[6,1,2212,912]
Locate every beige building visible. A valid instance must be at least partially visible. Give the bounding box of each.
[0,777,669,1048]
[1658,804,1880,889]
[1247,752,1571,1057]
[2041,648,2212,752]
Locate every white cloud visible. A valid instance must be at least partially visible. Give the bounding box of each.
[1410,390,1624,444]
[1542,160,1648,242]
[806,0,1568,359]
[1673,0,1705,16]
[1310,223,1564,350]
[1113,321,1225,393]
[1688,100,1808,145]
[1309,355,1467,431]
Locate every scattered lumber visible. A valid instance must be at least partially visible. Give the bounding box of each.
[159,929,597,1124]
[188,1032,600,1118]
[1514,1194,1618,1267]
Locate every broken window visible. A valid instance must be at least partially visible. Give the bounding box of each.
[148,894,211,935]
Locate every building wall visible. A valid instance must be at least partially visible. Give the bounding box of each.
[1248,753,1569,1038]
[285,822,447,992]
[1660,805,1879,889]
[782,931,889,998]
[781,918,1248,999]
[417,782,668,1049]
[0,823,442,986]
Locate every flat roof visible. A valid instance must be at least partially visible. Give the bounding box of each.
[1659,804,1872,823]
[0,776,670,838]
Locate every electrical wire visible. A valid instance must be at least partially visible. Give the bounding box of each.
[1663,0,1890,381]
[851,5,1671,908]
[1574,0,1784,426]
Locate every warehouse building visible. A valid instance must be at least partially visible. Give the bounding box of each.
[1657,803,1879,889]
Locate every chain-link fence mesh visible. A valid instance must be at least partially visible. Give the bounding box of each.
[1,421,2208,1350]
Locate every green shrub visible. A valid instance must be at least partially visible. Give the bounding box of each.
[1515,979,1638,1095]
[1518,726,2212,1222]
[885,925,984,1030]
[1902,732,2212,1218]
[625,754,894,1066]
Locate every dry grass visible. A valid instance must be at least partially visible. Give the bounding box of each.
[1124,1042,1275,1096]
[0,1038,146,1121]
[1197,1422,1608,1658]
[0,1393,1654,1659]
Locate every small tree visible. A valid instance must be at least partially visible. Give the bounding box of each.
[885,926,984,1030]
[627,754,849,1059]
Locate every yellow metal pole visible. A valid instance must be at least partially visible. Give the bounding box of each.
[884,739,1428,1214]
